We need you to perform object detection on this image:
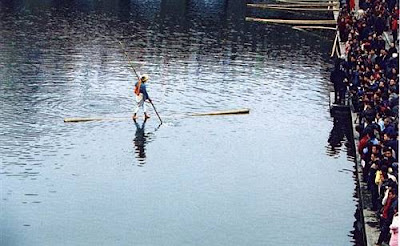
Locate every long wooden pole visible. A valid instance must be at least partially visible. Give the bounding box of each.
[118,41,140,80]
[149,101,163,124]
[330,32,339,57]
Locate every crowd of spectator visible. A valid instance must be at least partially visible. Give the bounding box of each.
[333,0,398,245]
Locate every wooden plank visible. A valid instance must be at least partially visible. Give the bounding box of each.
[246,17,336,25]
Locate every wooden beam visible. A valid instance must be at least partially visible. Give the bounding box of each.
[246,17,337,25]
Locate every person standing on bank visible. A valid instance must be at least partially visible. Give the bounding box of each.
[133,74,151,120]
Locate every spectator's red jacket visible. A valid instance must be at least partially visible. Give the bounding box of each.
[358,135,370,155]
[391,18,398,31]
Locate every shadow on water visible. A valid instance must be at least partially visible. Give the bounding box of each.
[326,112,355,160]
[327,111,364,246]
[132,118,159,166]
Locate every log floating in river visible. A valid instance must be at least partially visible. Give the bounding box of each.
[64,117,124,123]
[245,17,336,25]
[189,108,250,116]
[292,25,337,30]
[64,108,250,123]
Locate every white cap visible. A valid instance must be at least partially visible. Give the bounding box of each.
[141,74,149,82]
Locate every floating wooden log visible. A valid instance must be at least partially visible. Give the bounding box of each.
[292,26,308,32]
[246,17,336,25]
[64,117,125,123]
[247,3,339,8]
[292,26,333,38]
[293,25,337,30]
[189,108,250,116]
[64,109,250,123]
[64,116,177,123]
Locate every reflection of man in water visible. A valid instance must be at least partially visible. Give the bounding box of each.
[327,114,353,157]
[133,118,147,164]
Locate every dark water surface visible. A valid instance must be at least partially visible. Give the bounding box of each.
[1,1,360,245]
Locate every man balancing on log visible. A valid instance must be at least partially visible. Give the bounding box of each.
[133,74,152,120]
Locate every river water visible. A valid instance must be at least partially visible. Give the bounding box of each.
[1,1,360,245]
